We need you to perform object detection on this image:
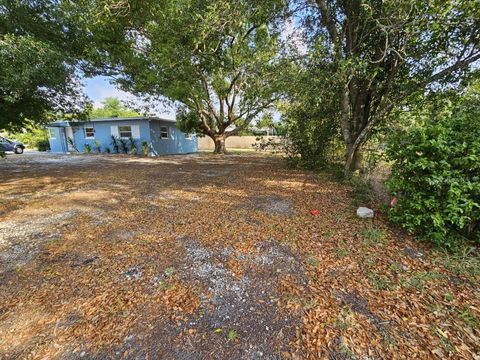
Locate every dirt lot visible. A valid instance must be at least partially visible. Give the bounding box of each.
[0,153,478,359]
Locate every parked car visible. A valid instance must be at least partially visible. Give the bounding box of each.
[0,136,25,154]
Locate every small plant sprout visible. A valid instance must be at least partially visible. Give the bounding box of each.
[362,226,386,246]
[335,240,350,258]
[164,267,175,277]
[93,140,101,153]
[119,138,128,153]
[84,143,91,153]
[128,136,137,154]
[111,135,120,153]
[367,272,394,291]
[227,329,237,342]
[141,140,150,156]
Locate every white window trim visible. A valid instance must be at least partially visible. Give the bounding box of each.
[160,126,169,139]
[84,126,95,139]
[185,133,195,140]
[48,128,56,139]
[131,125,140,139]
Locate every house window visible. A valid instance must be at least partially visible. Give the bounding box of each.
[84,126,95,139]
[160,126,169,139]
[119,126,132,138]
[48,128,56,139]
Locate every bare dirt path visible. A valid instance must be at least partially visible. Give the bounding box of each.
[0,153,478,359]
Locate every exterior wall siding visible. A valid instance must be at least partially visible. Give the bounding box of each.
[149,120,197,155]
[70,120,151,154]
[47,127,67,153]
[46,118,197,155]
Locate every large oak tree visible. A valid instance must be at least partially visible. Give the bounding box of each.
[73,0,288,153]
[0,0,88,131]
[301,0,480,174]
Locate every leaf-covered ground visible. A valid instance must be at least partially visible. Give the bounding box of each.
[0,153,478,359]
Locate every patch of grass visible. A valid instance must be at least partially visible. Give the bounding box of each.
[156,280,171,290]
[285,228,299,248]
[306,253,321,267]
[302,299,317,310]
[362,227,386,246]
[227,329,237,342]
[433,246,480,280]
[338,341,355,358]
[322,230,334,239]
[164,267,175,277]
[335,319,350,332]
[388,262,401,273]
[367,272,394,291]
[362,254,378,270]
[382,331,398,350]
[459,308,479,329]
[401,271,445,291]
[434,327,455,354]
[429,302,443,317]
[335,241,350,259]
[334,308,353,331]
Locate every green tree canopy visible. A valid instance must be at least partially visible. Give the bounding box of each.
[293,0,480,174]
[256,113,275,129]
[0,0,89,131]
[89,97,139,118]
[69,0,289,153]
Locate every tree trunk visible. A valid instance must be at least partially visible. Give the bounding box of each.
[213,136,227,154]
[344,142,363,176]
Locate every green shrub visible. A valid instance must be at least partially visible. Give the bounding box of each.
[84,143,92,153]
[128,137,137,154]
[285,110,342,169]
[6,127,48,149]
[141,141,150,156]
[93,140,101,153]
[386,97,480,248]
[111,135,120,153]
[119,138,128,154]
[36,139,50,151]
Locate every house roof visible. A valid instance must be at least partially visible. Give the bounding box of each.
[47,116,176,127]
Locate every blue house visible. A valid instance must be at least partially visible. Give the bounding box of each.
[46,117,197,155]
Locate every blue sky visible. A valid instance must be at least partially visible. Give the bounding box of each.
[83,76,175,119]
